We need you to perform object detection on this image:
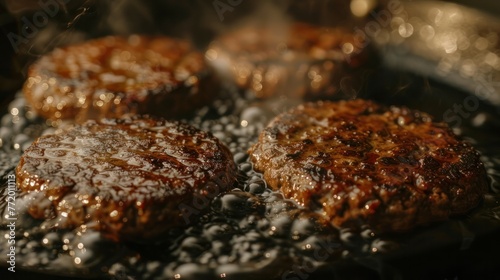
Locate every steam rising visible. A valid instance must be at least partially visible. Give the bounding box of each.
[4,0,380,102]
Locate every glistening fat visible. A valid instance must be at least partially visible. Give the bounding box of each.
[23,35,218,122]
[249,99,489,233]
[206,22,374,99]
[16,115,238,242]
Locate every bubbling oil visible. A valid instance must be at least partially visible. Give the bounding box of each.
[1,81,500,279]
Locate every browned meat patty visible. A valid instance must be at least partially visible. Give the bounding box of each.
[248,99,489,233]
[16,115,237,242]
[206,22,372,99]
[23,35,217,123]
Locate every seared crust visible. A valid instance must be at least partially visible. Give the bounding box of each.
[23,35,216,122]
[249,99,489,233]
[16,116,237,241]
[206,22,371,99]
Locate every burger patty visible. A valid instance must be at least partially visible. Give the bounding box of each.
[16,115,237,242]
[248,99,489,233]
[23,35,217,122]
[206,22,372,99]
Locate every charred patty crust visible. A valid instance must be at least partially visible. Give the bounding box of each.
[206,22,372,99]
[16,115,237,241]
[249,99,488,233]
[23,35,217,122]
